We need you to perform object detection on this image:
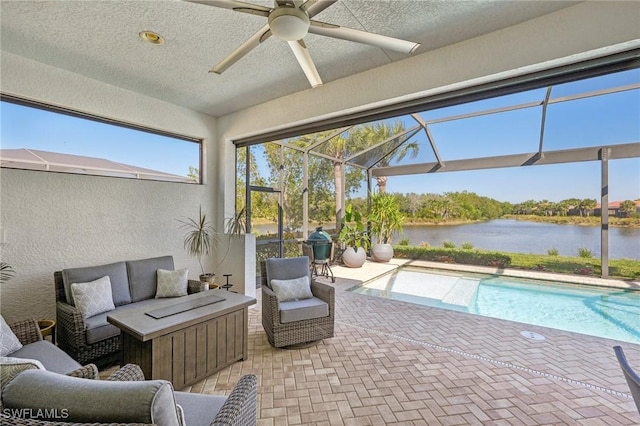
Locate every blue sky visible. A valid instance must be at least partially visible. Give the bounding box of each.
[1,69,639,203]
[1,103,200,177]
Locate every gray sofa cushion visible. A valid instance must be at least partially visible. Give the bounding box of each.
[265,256,310,290]
[85,298,172,344]
[174,392,226,426]
[127,256,175,302]
[279,297,329,323]
[62,261,130,307]
[3,369,182,426]
[9,340,81,375]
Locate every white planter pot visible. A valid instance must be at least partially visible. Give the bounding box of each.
[371,243,394,262]
[342,246,367,268]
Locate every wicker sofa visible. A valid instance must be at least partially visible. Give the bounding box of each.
[261,257,335,348]
[54,255,204,365]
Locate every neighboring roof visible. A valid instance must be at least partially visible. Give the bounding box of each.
[596,200,640,209]
[0,149,195,183]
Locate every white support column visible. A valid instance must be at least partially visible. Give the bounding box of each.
[600,147,609,278]
[303,152,309,238]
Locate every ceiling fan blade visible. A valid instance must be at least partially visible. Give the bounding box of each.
[309,21,420,54]
[302,0,337,17]
[211,24,272,74]
[185,0,270,17]
[288,40,323,88]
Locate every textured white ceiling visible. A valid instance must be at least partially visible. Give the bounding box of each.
[0,0,579,117]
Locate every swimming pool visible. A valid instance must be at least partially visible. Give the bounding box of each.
[348,267,640,344]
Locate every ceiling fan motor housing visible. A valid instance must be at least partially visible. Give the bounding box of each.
[268,6,310,41]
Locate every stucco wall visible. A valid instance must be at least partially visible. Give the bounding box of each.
[0,53,223,322]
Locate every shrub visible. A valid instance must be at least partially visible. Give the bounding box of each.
[461,242,474,250]
[393,246,511,268]
[398,238,410,246]
[578,247,594,258]
[547,247,559,256]
[443,240,456,249]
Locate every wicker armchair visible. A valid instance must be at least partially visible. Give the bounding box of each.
[8,318,43,345]
[261,257,335,348]
[2,362,258,426]
[614,346,640,414]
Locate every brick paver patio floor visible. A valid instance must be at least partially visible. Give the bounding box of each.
[182,262,639,425]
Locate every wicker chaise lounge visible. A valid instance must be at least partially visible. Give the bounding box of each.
[261,256,335,348]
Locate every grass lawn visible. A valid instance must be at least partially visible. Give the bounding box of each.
[394,245,640,280]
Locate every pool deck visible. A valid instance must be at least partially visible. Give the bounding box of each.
[332,258,640,290]
[175,259,640,424]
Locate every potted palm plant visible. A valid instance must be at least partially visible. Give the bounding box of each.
[179,206,219,289]
[369,191,404,262]
[1,262,15,283]
[338,204,370,268]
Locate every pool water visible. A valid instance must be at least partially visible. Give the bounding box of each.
[348,267,640,344]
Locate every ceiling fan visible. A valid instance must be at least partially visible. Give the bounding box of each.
[188,0,420,87]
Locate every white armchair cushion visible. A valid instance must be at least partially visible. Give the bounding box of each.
[71,276,116,319]
[156,268,188,298]
[270,276,313,302]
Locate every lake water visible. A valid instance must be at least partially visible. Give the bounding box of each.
[253,219,639,260]
[400,219,639,260]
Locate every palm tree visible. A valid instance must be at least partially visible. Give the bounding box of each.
[351,121,419,193]
[619,200,637,217]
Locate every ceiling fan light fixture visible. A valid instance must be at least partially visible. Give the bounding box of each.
[268,7,310,41]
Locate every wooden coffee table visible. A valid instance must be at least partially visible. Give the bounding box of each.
[107,291,255,389]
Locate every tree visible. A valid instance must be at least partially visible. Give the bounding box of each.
[619,200,637,217]
[579,198,597,217]
[187,166,199,182]
[351,121,419,193]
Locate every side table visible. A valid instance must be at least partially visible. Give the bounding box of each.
[38,319,56,344]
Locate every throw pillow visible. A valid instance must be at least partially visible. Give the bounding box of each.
[270,276,313,302]
[156,268,188,298]
[71,276,116,319]
[0,315,23,357]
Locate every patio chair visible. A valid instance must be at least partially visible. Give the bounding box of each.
[261,256,335,348]
[613,345,640,413]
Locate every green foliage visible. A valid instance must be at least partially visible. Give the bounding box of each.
[393,246,511,268]
[187,165,199,182]
[547,247,559,256]
[179,206,218,275]
[461,242,474,250]
[338,204,370,250]
[393,246,640,280]
[369,191,404,244]
[225,206,246,237]
[0,262,15,283]
[619,200,637,217]
[578,247,594,258]
[442,240,456,248]
[398,238,410,246]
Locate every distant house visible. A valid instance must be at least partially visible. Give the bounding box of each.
[594,200,640,218]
